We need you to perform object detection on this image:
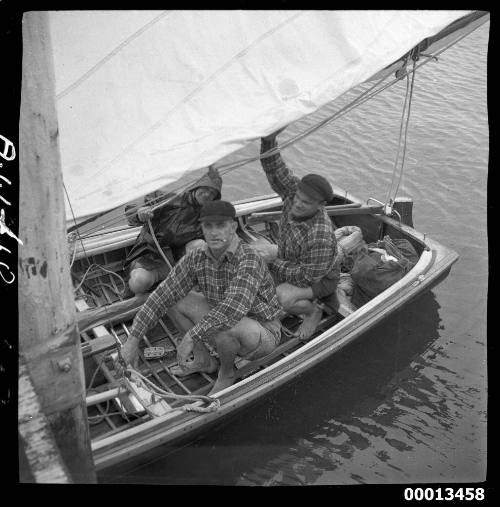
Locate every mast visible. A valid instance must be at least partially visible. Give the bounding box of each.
[18,11,96,483]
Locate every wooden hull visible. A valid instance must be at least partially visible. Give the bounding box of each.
[72,190,458,471]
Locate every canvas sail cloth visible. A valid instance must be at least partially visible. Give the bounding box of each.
[49,10,470,221]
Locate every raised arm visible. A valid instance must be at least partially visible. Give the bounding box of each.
[260,128,299,200]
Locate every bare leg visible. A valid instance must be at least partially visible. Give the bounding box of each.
[276,283,323,340]
[208,332,240,394]
[207,317,277,395]
[168,292,218,375]
[294,302,323,341]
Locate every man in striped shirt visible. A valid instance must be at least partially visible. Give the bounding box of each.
[254,127,339,341]
[120,200,282,394]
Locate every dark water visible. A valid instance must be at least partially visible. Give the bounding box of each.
[99,21,488,485]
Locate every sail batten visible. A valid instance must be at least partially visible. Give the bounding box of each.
[48,10,480,221]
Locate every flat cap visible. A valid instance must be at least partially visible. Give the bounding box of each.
[199,200,236,222]
[298,174,333,202]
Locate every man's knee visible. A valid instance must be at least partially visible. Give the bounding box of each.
[172,290,210,319]
[213,331,240,355]
[276,283,301,310]
[128,268,155,294]
[215,317,273,359]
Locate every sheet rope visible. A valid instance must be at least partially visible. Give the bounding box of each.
[384,57,417,212]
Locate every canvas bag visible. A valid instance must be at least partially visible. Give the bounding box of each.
[351,236,419,307]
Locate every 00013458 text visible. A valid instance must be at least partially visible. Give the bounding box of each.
[403,487,485,501]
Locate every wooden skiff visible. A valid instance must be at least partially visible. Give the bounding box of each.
[71,188,458,472]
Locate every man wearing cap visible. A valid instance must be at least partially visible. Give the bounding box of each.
[124,166,223,294]
[255,127,339,340]
[119,200,282,394]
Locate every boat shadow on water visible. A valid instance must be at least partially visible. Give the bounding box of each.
[98,290,443,485]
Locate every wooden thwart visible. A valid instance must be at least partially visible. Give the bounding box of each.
[247,204,383,223]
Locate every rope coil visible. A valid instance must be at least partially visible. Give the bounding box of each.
[123,367,221,414]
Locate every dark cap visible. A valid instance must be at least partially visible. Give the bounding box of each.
[199,200,236,222]
[297,174,333,202]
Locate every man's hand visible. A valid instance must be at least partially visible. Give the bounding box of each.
[137,206,154,223]
[261,125,288,143]
[251,240,278,263]
[177,334,195,368]
[116,335,140,374]
[207,165,221,179]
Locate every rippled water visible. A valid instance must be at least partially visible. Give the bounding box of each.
[100,20,488,485]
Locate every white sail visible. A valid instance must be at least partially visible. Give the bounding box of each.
[48,10,470,220]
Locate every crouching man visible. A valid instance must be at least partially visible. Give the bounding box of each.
[119,200,282,394]
[254,127,339,340]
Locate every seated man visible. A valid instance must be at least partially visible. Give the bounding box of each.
[123,166,222,294]
[253,127,339,340]
[119,200,282,394]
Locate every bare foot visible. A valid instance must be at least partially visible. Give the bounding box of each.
[208,372,236,395]
[296,305,323,341]
[170,356,218,377]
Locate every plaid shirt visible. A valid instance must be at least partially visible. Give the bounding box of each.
[261,139,338,287]
[129,236,281,343]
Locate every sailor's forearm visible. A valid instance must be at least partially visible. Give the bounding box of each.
[261,137,278,153]
[125,333,142,345]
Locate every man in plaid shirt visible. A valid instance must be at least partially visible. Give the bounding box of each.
[254,127,339,341]
[120,200,282,394]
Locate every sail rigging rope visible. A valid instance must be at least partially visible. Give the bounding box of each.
[147,218,173,271]
[384,57,417,211]
[64,182,93,268]
[392,59,417,202]
[385,73,411,207]
[68,232,79,268]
